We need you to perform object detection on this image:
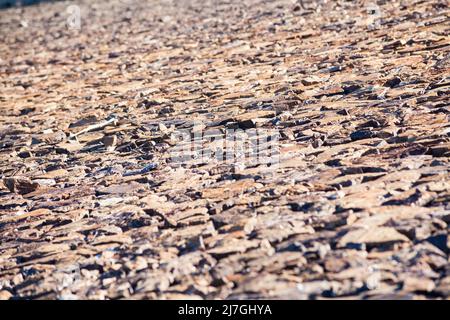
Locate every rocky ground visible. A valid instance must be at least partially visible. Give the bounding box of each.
[0,0,449,300]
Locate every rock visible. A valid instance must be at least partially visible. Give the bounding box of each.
[103,135,117,151]
[402,277,435,293]
[3,177,41,195]
[426,234,449,254]
[343,84,363,94]
[108,52,120,58]
[0,0,448,301]
[301,76,326,86]
[383,76,402,88]
[35,169,69,179]
[434,277,450,297]
[32,131,66,145]
[338,227,410,247]
[359,119,381,129]
[350,129,375,141]
[0,290,12,300]
[96,182,146,196]
[337,108,350,116]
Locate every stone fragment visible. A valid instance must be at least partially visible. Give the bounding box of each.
[402,277,435,293]
[350,129,375,141]
[3,177,41,195]
[0,290,12,300]
[338,227,410,247]
[383,76,402,88]
[103,135,117,151]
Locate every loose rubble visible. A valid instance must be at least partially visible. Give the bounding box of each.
[0,0,449,299]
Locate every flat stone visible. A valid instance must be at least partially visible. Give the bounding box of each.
[338,227,410,247]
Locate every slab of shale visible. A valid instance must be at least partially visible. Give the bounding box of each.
[0,0,449,300]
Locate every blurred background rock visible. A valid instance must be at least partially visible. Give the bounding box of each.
[0,0,56,9]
